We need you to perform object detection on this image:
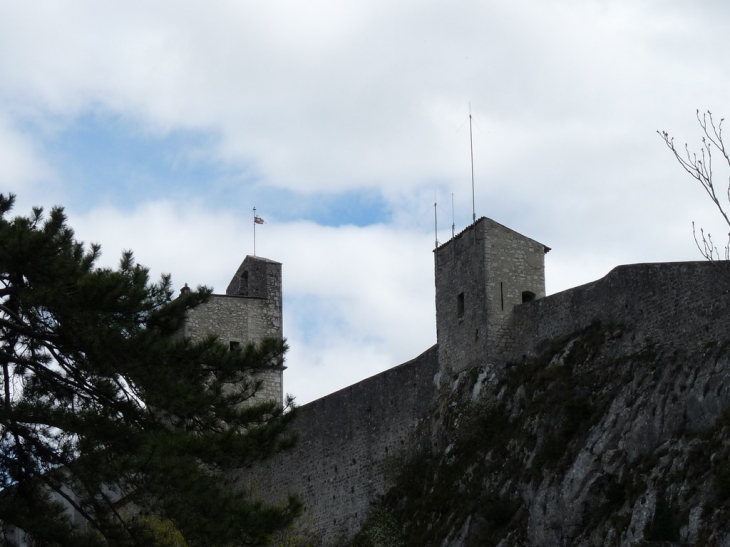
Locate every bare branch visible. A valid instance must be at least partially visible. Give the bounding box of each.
[659,111,730,281]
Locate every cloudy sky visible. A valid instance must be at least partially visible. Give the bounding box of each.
[3,0,729,403]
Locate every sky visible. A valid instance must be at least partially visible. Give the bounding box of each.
[2,0,730,404]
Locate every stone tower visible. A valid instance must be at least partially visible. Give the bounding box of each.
[181,255,285,405]
[434,217,549,374]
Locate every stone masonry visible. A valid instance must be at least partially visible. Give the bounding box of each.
[434,217,548,374]
[510,260,730,361]
[182,255,284,405]
[240,347,439,544]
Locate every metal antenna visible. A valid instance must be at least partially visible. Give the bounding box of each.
[451,192,456,239]
[434,195,438,249]
[469,103,476,228]
[253,207,257,256]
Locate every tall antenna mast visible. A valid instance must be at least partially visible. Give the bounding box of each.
[434,196,438,249]
[451,192,456,239]
[469,103,476,227]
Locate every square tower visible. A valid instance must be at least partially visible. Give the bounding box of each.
[182,255,285,405]
[434,218,549,374]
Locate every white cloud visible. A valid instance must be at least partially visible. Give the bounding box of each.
[0,116,54,203]
[3,0,727,196]
[69,201,436,403]
[2,0,730,403]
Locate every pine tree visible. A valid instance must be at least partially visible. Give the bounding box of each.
[0,194,299,546]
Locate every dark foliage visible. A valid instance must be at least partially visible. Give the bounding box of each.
[0,194,299,546]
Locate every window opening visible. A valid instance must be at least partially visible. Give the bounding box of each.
[500,282,504,310]
[457,292,465,318]
[522,291,536,303]
[229,341,241,351]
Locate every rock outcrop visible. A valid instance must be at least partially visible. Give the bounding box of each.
[353,322,730,546]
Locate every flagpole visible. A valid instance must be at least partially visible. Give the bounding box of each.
[253,209,266,256]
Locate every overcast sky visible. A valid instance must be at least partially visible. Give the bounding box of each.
[3,0,729,403]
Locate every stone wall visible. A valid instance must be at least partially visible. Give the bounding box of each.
[510,261,730,361]
[183,294,281,345]
[241,346,440,544]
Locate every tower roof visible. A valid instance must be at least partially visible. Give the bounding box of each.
[435,216,550,253]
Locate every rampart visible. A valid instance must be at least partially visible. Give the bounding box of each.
[511,261,730,361]
[243,260,730,545]
[241,345,440,544]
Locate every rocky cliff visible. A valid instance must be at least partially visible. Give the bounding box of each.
[350,320,730,546]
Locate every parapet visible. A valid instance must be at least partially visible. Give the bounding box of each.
[510,260,730,362]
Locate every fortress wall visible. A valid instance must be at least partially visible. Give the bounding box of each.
[511,261,730,360]
[242,345,440,544]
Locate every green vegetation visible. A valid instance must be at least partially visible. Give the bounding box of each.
[349,508,406,547]
[269,523,320,547]
[0,194,299,546]
[137,515,189,547]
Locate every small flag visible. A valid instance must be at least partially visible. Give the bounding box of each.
[254,216,265,225]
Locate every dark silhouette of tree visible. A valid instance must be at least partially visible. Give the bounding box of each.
[0,194,299,546]
[660,110,730,280]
